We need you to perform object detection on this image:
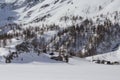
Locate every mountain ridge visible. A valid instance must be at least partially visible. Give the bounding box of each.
[0,0,118,26]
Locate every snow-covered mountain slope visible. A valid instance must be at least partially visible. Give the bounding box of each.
[0,0,120,64]
[1,0,120,26]
[86,46,120,63]
[13,0,114,24]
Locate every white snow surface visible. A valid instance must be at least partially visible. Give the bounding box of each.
[0,44,120,80]
[0,57,120,80]
[0,46,120,80]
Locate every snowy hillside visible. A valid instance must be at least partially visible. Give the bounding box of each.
[0,0,119,25]
[0,0,120,64]
[13,0,120,25]
[86,46,120,63]
[0,1,120,80]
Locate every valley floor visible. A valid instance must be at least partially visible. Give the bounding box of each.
[0,57,120,80]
